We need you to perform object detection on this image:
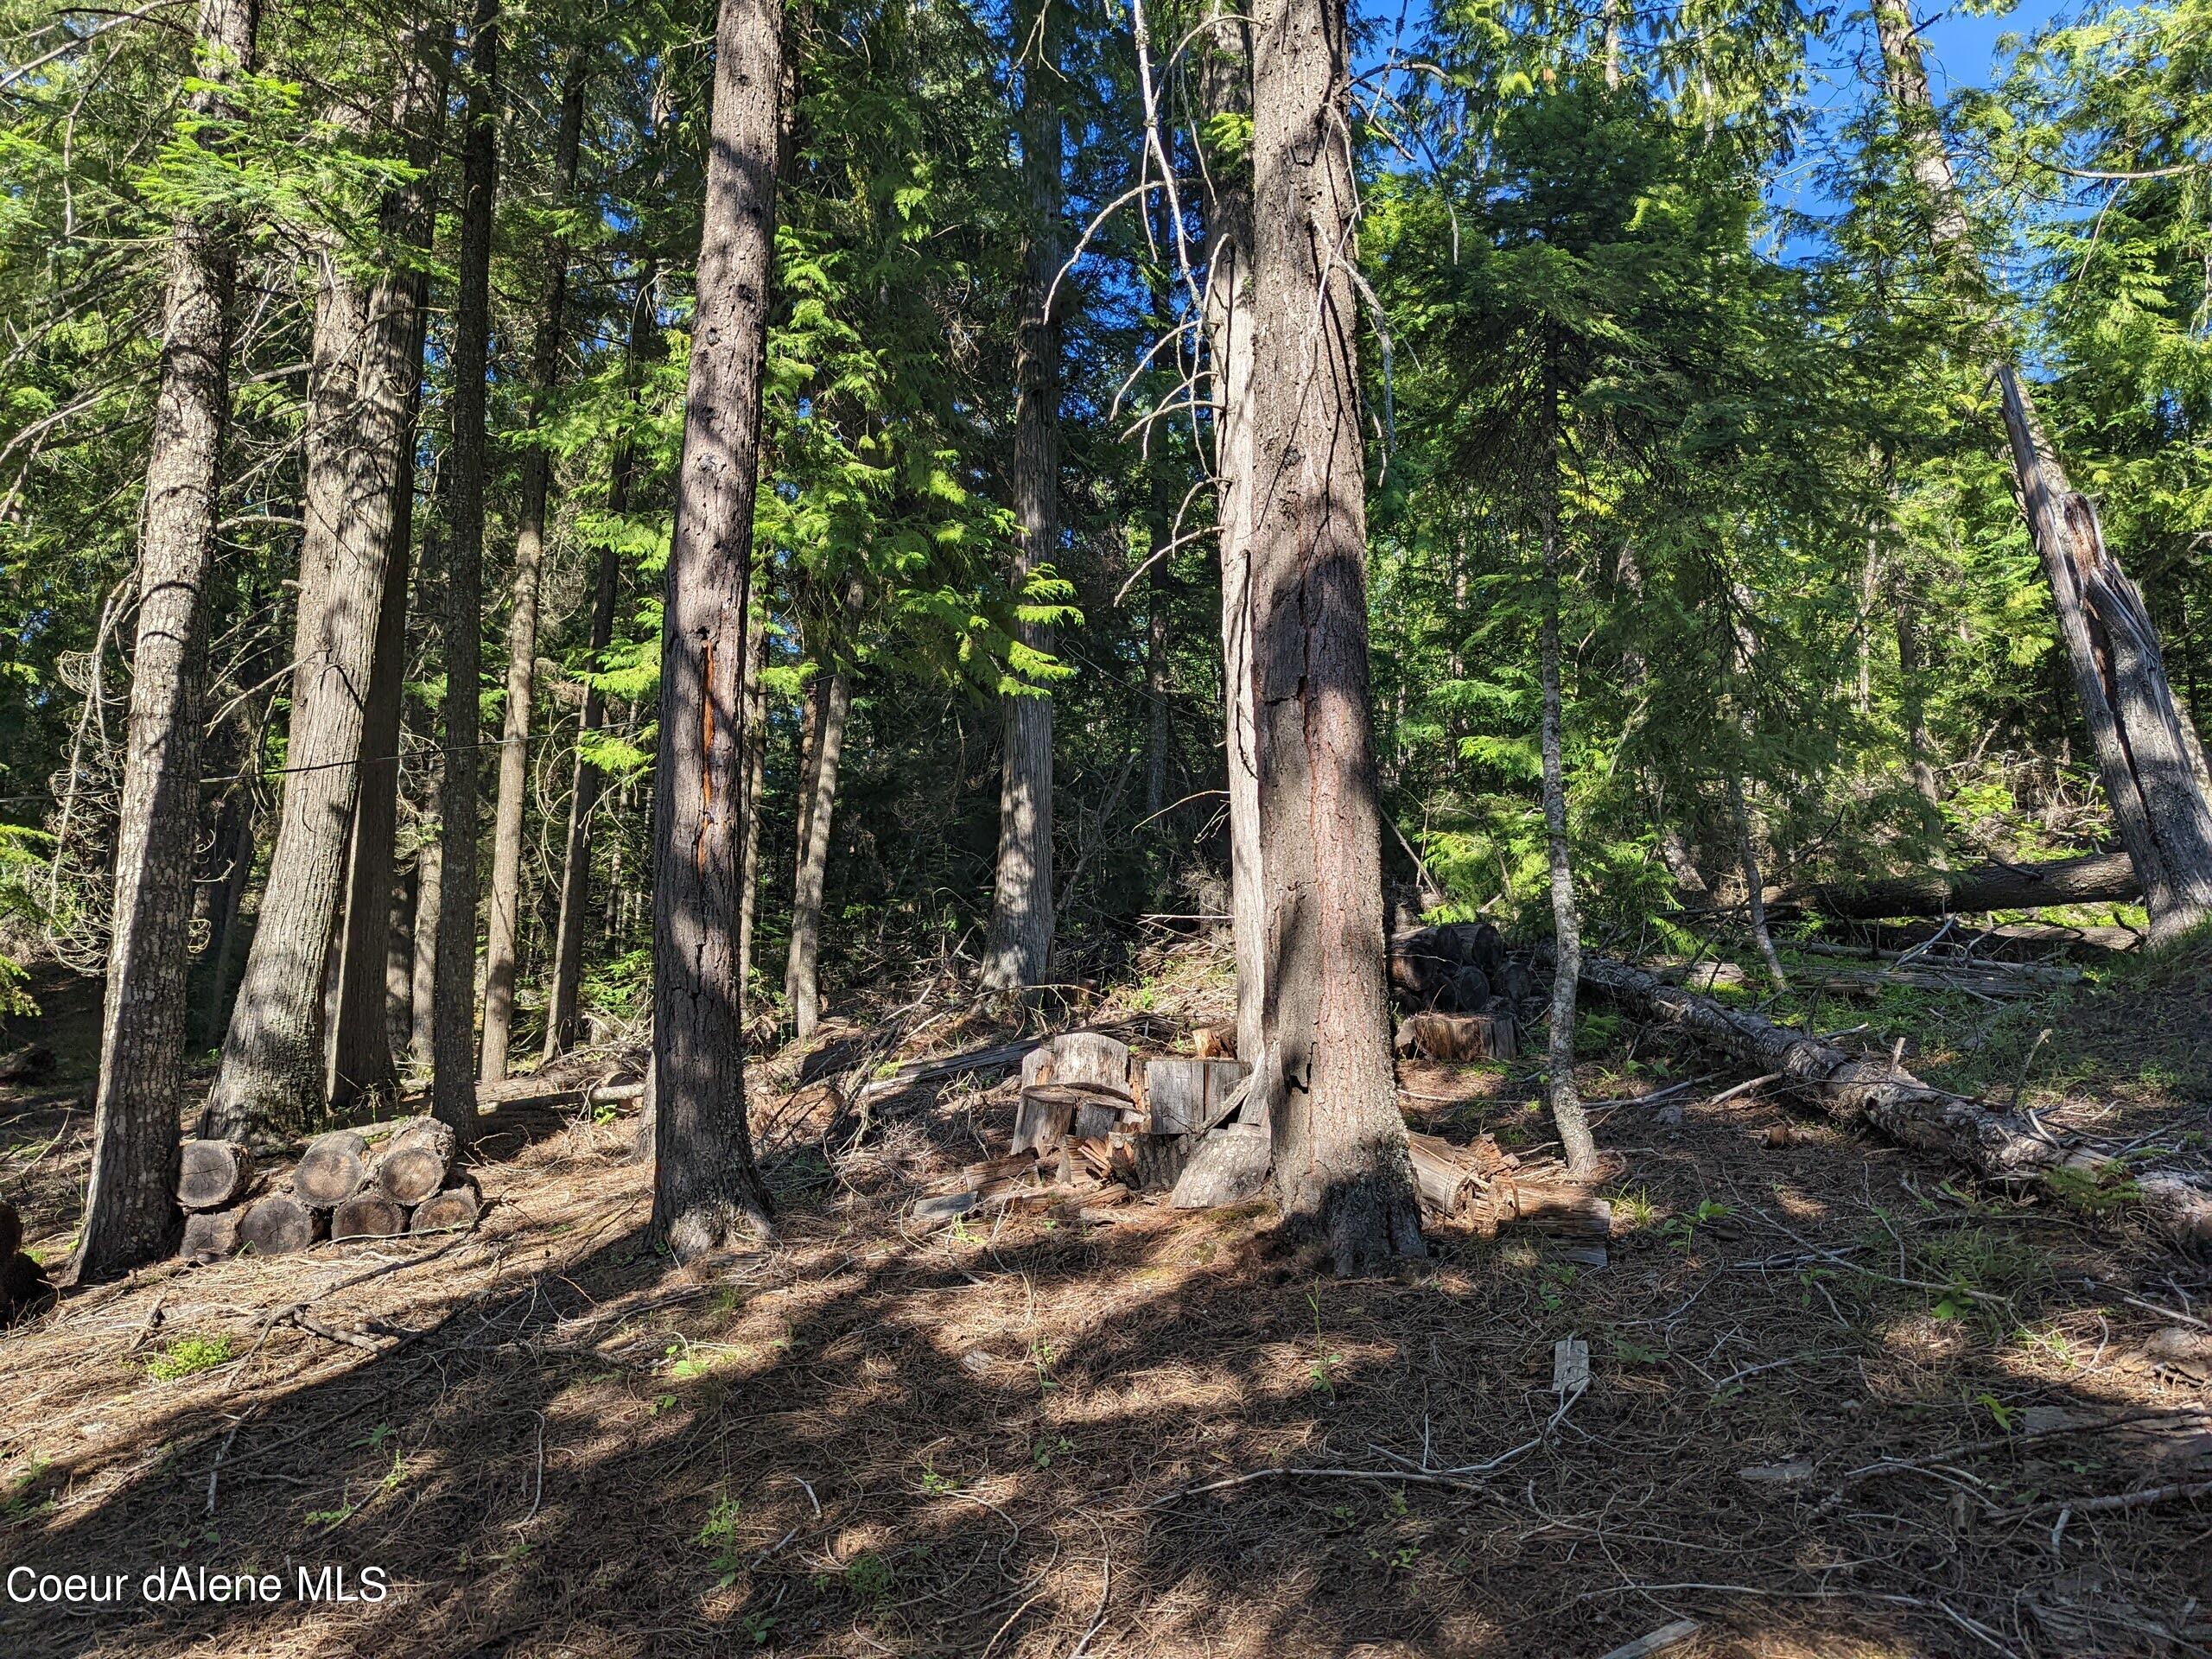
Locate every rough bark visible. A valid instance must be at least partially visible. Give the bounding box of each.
[432,0,501,1127]
[204,41,440,1138]
[77,0,260,1281]
[980,2,1063,992]
[1770,849,2139,922]
[1874,0,2212,944]
[544,263,658,1060]
[329,56,441,1105]
[1246,0,1422,1270]
[408,831,442,1068]
[480,60,588,1081]
[1537,486,1596,1173]
[1199,0,1266,1064]
[1570,949,2212,1253]
[735,606,769,1005]
[785,649,850,1042]
[651,0,782,1255]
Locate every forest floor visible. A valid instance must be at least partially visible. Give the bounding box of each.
[1,931,2209,1658]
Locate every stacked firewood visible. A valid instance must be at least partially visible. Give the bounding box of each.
[177,1116,481,1261]
[1389,922,1530,1061]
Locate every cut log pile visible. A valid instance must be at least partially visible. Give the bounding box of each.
[176,1116,483,1262]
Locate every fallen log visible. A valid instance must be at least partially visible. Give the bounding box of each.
[1568,949,2212,1252]
[177,1141,257,1211]
[1406,1132,1478,1216]
[1769,849,2137,922]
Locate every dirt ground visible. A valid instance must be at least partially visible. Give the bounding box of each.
[2,937,2209,1658]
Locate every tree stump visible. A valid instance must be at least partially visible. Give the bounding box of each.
[294,1131,369,1208]
[238,1194,322,1255]
[410,1185,481,1235]
[1,1252,51,1322]
[374,1117,457,1205]
[1405,1131,1478,1217]
[180,1208,242,1262]
[177,1141,256,1211]
[1143,1059,1251,1135]
[331,1192,409,1243]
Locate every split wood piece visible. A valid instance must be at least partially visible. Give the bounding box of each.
[1765,849,2137,923]
[180,1208,242,1262]
[238,1194,323,1255]
[293,1130,370,1208]
[1144,1058,1251,1136]
[410,1183,481,1235]
[0,1198,17,1263]
[1405,1131,1480,1217]
[176,1141,257,1211]
[1192,1022,1237,1060]
[929,1148,1039,1197]
[373,1116,457,1205]
[1132,1134,1192,1194]
[1395,1011,1517,1063]
[1170,1122,1271,1210]
[1568,948,2212,1253]
[1480,1175,1613,1238]
[331,1192,410,1243]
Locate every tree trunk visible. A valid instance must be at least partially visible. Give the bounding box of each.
[201,41,436,1141]
[785,653,850,1043]
[544,264,658,1061]
[385,861,416,1061]
[1246,0,1422,1270]
[1199,0,1266,1064]
[431,0,501,1127]
[76,0,260,1281]
[1874,0,2212,945]
[1537,483,1596,1173]
[1896,571,1942,812]
[192,773,257,1046]
[481,60,588,1081]
[651,0,782,1255]
[736,605,769,1003]
[1568,948,2212,1252]
[980,3,1063,992]
[1771,848,2138,921]
[408,833,442,1068]
[328,52,441,1103]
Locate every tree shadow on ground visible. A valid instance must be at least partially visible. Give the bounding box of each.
[1,1016,2209,1658]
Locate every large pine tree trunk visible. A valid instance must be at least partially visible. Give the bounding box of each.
[1199,0,1267,1063]
[202,45,439,1139]
[785,654,850,1043]
[980,6,1063,993]
[652,0,782,1255]
[1874,0,2212,945]
[76,0,260,1281]
[543,265,658,1059]
[481,61,588,1081]
[329,46,441,1104]
[1246,0,1422,1270]
[431,0,501,1128]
